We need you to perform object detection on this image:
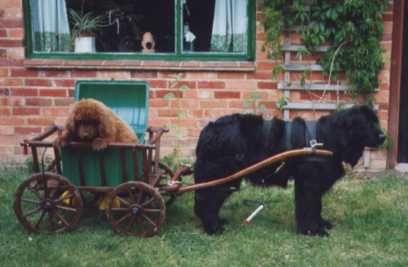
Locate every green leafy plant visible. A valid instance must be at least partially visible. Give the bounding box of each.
[69,9,105,38]
[263,0,389,98]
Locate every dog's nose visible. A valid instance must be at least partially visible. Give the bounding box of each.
[378,133,386,144]
[146,42,152,49]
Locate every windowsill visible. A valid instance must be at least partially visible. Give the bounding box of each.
[23,59,256,72]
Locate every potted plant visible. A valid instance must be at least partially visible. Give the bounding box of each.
[69,9,104,53]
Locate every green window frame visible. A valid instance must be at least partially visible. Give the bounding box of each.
[23,0,256,61]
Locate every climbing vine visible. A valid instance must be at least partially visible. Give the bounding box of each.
[263,0,389,97]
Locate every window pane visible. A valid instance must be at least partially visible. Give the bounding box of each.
[182,0,248,53]
[30,0,175,53]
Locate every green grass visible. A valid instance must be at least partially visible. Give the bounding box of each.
[1,167,408,267]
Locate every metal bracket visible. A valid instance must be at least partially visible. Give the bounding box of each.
[310,139,324,150]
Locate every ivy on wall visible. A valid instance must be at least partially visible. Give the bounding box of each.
[263,0,390,97]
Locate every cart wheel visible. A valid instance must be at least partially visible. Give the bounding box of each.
[107,181,165,237]
[13,172,83,234]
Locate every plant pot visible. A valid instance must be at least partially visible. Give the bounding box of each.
[74,36,96,53]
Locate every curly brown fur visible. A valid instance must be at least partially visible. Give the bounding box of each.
[55,99,138,150]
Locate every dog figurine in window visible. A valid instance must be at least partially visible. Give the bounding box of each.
[141,32,155,53]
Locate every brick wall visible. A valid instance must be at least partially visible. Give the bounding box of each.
[0,0,393,169]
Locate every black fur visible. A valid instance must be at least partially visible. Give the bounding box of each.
[194,106,385,236]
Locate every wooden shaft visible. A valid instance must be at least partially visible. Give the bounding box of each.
[175,148,333,194]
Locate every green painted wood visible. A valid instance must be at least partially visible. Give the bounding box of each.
[61,81,150,186]
[61,147,144,187]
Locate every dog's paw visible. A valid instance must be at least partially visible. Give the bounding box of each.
[204,222,225,235]
[320,218,334,230]
[92,138,108,151]
[53,138,67,148]
[297,226,329,237]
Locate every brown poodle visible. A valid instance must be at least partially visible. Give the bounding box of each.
[55,98,138,150]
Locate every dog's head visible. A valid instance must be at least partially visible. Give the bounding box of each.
[141,32,155,53]
[330,105,385,165]
[66,99,107,141]
[341,105,385,148]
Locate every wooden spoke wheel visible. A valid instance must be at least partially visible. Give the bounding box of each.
[107,181,165,237]
[13,172,83,234]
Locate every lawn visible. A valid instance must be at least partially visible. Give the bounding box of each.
[1,167,408,267]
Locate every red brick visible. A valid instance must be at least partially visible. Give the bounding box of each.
[54,79,75,87]
[25,98,52,106]
[155,90,183,98]
[0,117,24,125]
[0,19,22,27]
[149,80,168,88]
[0,39,22,47]
[200,100,228,109]
[71,70,97,78]
[0,108,10,115]
[158,109,180,117]
[25,79,51,87]
[11,69,39,77]
[39,89,66,97]
[217,72,246,79]
[54,98,74,106]
[258,82,277,90]
[15,127,41,135]
[214,91,241,99]
[27,118,55,126]
[170,81,196,89]
[256,62,276,70]
[0,68,8,76]
[42,108,69,117]
[247,72,273,80]
[13,107,40,115]
[198,81,226,89]
[11,88,38,96]
[3,79,23,86]
[43,70,69,77]
[0,30,6,37]
[0,97,8,104]
[131,71,158,78]
[8,28,23,38]
[150,99,169,108]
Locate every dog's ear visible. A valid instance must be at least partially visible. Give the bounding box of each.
[64,104,77,133]
[97,107,116,139]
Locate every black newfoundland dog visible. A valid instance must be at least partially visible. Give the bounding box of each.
[194,105,385,236]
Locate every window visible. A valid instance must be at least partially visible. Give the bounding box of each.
[24,0,255,61]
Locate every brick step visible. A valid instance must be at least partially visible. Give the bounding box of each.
[278,82,349,91]
[282,63,324,72]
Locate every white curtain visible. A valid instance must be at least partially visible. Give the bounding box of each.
[30,0,71,52]
[211,0,248,53]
